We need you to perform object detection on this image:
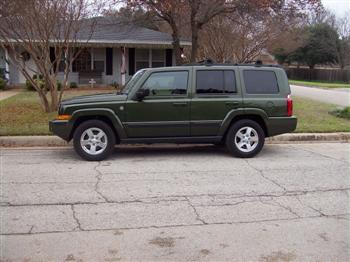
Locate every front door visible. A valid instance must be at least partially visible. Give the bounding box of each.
[125,70,190,138]
[190,68,242,136]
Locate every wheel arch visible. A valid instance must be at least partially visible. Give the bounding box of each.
[219,109,269,139]
[68,109,126,142]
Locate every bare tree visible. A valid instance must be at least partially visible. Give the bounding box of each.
[0,0,107,112]
[129,0,321,63]
[199,13,280,63]
[129,0,187,64]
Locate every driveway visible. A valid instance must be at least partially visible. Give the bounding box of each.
[1,143,349,261]
[291,85,350,107]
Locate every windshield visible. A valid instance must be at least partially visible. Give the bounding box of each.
[120,69,146,94]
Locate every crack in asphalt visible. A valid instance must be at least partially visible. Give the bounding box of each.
[185,197,207,224]
[290,145,350,165]
[28,225,34,234]
[71,205,83,231]
[1,187,349,207]
[295,195,327,217]
[2,213,349,236]
[264,198,301,218]
[93,162,110,203]
[245,160,287,191]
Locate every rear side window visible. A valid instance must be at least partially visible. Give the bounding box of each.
[243,70,279,94]
[196,70,236,94]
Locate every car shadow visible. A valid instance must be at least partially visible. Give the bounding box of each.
[109,144,229,160]
[52,143,280,161]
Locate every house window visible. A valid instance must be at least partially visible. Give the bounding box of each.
[72,49,91,72]
[152,49,165,68]
[135,49,149,72]
[135,49,166,72]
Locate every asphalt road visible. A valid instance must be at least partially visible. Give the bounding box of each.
[1,143,349,261]
[290,85,350,107]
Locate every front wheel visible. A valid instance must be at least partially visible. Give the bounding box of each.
[225,119,265,158]
[73,120,116,161]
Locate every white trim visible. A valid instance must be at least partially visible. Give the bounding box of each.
[91,47,94,70]
[149,48,152,68]
[4,48,9,81]
[1,39,192,46]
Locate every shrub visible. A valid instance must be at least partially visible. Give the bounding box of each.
[70,82,78,88]
[0,78,6,90]
[0,68,5,79]
[26,75,62,91]
[26,74,44,91]
[110,81,120,90]
[56,81,62,91]
[329,107,350,119]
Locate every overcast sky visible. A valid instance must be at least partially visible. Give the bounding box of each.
[321,0,350,17]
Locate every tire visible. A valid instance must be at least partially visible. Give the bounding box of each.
[225,119,265,158]
[73,120,116,161]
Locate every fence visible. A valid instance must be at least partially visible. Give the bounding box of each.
[286,68,350,83]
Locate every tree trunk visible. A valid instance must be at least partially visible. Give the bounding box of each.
[168,19,183,65]
[191,27,199,62]
[36,91,51,113]
[190,4,198,63]
[50,83,58,112]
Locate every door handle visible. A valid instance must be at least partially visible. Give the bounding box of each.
[226,101,240,106]
[172,102,188,106]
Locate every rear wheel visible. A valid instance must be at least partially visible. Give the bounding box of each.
[225,119,265,158]
[73,120,116,161]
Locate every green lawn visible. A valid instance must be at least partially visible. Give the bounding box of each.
[293,97,350,132]
[0,91,349,135]
[0,90,115,136]
[289,79,350,88]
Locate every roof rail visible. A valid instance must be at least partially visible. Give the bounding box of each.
[183,58,215,66]
[183,58,281,68]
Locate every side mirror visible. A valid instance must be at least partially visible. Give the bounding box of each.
[135,89,150,101]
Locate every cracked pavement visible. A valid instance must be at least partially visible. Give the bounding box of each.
[0,143,349,261]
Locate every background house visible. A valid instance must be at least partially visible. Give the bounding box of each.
[0,17,191,86]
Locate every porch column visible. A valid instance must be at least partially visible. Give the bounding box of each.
[5,47,10,82]
[149,48,152,68]
[121,46,126,85]
[91,48,94,70]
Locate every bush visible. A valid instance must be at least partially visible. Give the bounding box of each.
[329,107,350,119]
[56,81,62,91]
[26,74,44,91]
[70,82,78,88]
[0,78,6,90]
[26,75,62,91]
[0,68,5,79]
[110,81,120,90]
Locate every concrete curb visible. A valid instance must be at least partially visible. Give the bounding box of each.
[0,133,349,147]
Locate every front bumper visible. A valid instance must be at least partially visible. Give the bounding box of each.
[266,116,297,137]
[49,120,72,141]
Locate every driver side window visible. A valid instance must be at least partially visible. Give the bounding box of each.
[142,71,188,96]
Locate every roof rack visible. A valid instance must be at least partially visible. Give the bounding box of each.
[183,58,282,68]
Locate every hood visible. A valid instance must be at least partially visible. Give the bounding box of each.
[61,93,127,105]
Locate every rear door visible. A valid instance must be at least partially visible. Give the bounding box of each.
[190,67,243,136]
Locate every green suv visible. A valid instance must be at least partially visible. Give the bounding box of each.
[50,62,297,161]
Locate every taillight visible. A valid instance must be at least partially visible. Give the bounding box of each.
[287,94,293,116]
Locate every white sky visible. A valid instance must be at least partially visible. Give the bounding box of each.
[321,0,350,17]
